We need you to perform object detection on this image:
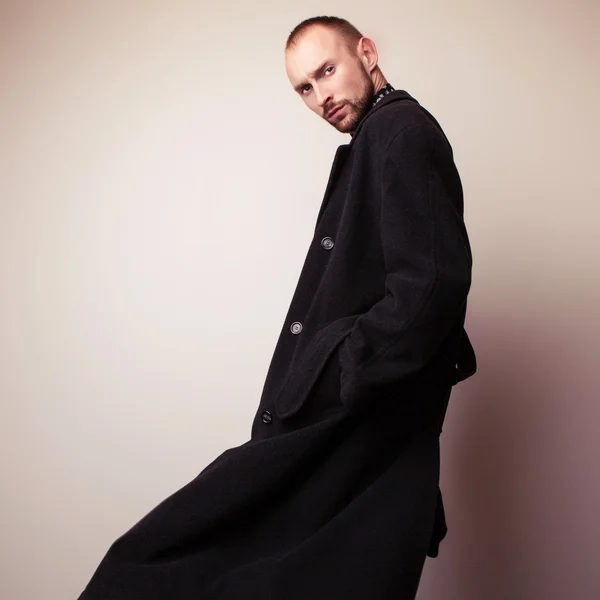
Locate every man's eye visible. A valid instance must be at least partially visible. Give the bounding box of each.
[300,66,333,94]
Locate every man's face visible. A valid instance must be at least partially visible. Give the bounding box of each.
[285,26,375,135]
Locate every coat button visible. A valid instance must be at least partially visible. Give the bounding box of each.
[321,236,334,250]
[261,410,273,424]
[290,321,303,334]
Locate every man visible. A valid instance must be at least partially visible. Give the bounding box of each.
[78,16,476,600]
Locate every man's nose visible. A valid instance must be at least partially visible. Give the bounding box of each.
[315,89,332,112]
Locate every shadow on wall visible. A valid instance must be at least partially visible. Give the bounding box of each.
[417,307,599,600]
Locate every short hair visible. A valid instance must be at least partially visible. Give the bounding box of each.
[285,16,364,58]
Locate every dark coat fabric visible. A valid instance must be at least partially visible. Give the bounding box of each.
[78,89,477,600]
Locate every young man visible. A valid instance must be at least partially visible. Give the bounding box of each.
[78,16,476,600]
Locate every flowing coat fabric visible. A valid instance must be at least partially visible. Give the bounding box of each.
[78,89,477,600]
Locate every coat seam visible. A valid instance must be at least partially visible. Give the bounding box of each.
[381,122,440,163]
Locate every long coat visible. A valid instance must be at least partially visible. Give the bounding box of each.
[78,89,477,600]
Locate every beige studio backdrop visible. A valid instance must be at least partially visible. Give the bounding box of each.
[1,1,599,599]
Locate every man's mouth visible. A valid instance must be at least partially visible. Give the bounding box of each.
[328,104,344,118]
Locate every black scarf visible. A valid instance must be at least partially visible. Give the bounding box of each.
[370,82,395,109]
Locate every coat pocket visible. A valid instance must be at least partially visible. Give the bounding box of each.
[273,315,359,420]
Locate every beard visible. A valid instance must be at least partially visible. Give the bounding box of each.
[332,63,375,135]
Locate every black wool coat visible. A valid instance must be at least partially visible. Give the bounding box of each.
[78,89,477,600]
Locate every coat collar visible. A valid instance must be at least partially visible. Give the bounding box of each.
[348,88,420,147]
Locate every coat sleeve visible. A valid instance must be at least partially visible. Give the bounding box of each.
[337,122,473,414]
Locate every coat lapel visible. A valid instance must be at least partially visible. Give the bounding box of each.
[314,90,420,228]
[315,143,351,227]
